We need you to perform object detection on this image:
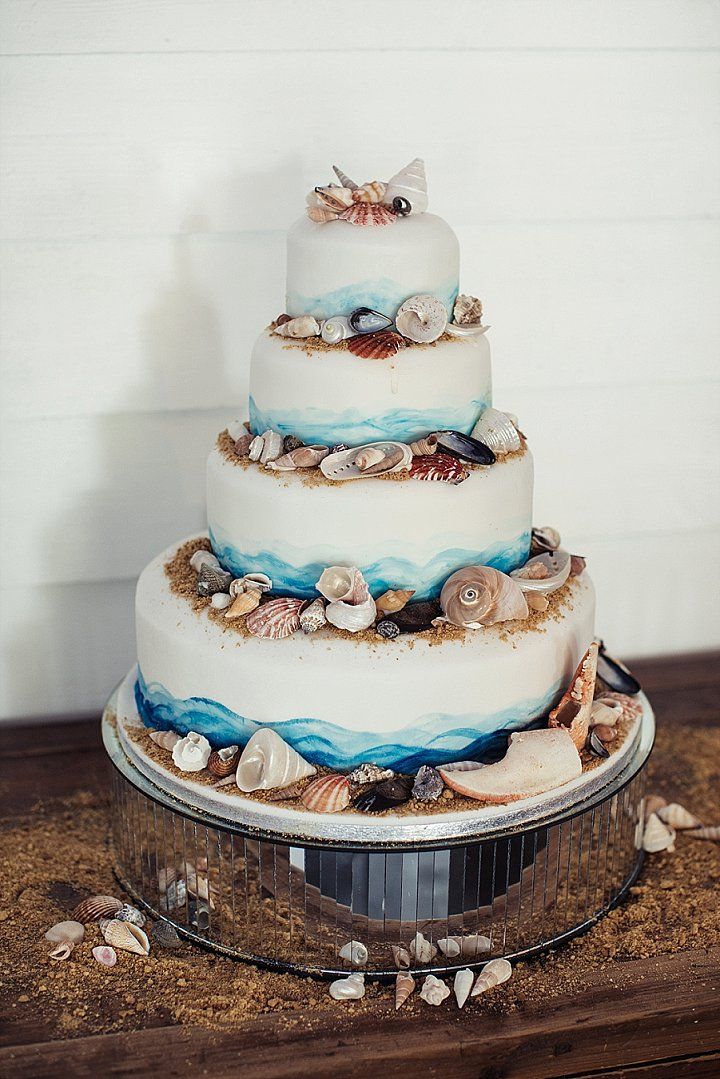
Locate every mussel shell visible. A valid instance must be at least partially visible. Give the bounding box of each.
[349,307,392,334]
[588,729,611,759]
[354,775,413,813]
[377,599,442,636]
[597,641,641,695]
[436,431,496,466]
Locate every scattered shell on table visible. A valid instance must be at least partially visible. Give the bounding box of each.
[438,566,529,629]
[321,315,357,344]
[471,958,513,997]
[349,307,392,334]
[657,803,703,830]
[530,526,561,555]
[597,641,641,696]
[511,551,572,596]
[266,445,329,471]
[347,330,406,359]
[72,895,123,923]
[210,592,232,610]
[454,968,474,1010]
[196,563,233,597]
[100,919,150,956]
[395,294,447,343]
[471,409,521,456]
[439,729,582,803]
[92,946,117,967]
[150,921,182,950]
[171,731,212,773]
[411,765,444,802]
[246,597,305,639]
[235,728,316,792]
[273,315,321,338]
[643,794,668,821]
[395,971,416,1010]
[409,435,438,455]
[391,944,411,969]
[329,973,365,1000]
[234,433,253,457]
[300,773,351,814]
[45,920,85,960]
[548,642,599,751]
[299,597,327,634]
[436,430,495,465]
[453,294,483,325]
[224,590,261,619]
[685,826,720,842]
[115,904,146,927]
[339,202,396,227]
[589,700,623,728]
[642,813,676,853]
[438,935,491,959]
[384,158,428,215]
[375,589,415,616]
[409,453,469,484]
[419,975,450,1006]
[338,940,368,967]
[321,442,412,481]
[190,549,221,573]
[348,763,395,785]
[408,931,437,964]
[207,745,240,778]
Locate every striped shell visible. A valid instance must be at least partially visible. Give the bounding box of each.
[207,746,240,778]
[149,729,180,751]
[72,895,123,923]
[347,331,406,360]
[395,972,415,1010]
[300,774,351,814]
[339,202,396,227]
[246,598,304,640]
[409,453,469,484]
[439,566,529,629]
[100,919,150,956]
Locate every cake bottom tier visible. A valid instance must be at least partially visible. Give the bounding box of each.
[135,539,596,771]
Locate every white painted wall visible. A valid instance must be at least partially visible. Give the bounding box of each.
[1,1,719,719]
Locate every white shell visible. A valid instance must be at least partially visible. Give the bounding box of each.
[227,420,246,441]
[210,592,232,610]
[240,572,273,594]
[438,934,492,958]
[326,594,377,634]
[321,316,357,344]
[190,550,220,573]
[445,321,489,338]
[171,731,212,773]
[338,940,368,967]
[384,157,428,214]
[316,566,367,603]
[642,812,676,852]
[590,700,622,728]
[320,441,412,482]
[471,958,513,997]
[235,728,316,792]
[273,315,321,338]
[149,729,180,752]
[419,974,450,1006]
[260,431,284,465]
[454,968,474,1009]
[100,919,150,956]
[657,803,703,830]
[408,931,437,964]
[395,294,447,343]
[436,936,461,958]
[471,409,521,456]
[329,973,365,1000]
[511,551,572,595]
[354,446,385,471]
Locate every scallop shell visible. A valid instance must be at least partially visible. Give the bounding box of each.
[471,958,512,997]
[511,551,572,596]
[347,330,406,359]
[101,919,150,956]
[326,594,377,633]
[453,294,483,325]
[471,409,521,456]
[454,968,474,1009]
[395,294,447,343]
[409,453,469,484]
[299,597,327,634]
[320,442,412,481]
[395,971,416,1010]
[685,826,720,841]
[300,774,351,814]
[384,158,428,215]
[339,202,396,227]
[439,566,529,629]
[245,598,304,639]
[409,435,438,455]
[92,945,117,967]
[321,316,357,344]
[207,745,240,778]
[353,180,386,204]
[149,729,180,752]
[375,589,415,616]
[329,973,365,1000]
[642,813,676,853]
[408,931,437,964]
[316,566,368,604]
[332,165,358,191]
[235,728,316,792]
[72,895,123,923]
[548,642,599,751]
[267,445,329,471]
[657,803,702,830]
[338,939,368,967]
[391,944,411,969]
[419,975,450,1006]
[439,729,582,803]
[273,315,321,338]
[224,590,261,619]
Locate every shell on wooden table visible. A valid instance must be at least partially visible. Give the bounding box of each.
[266,445,329,471]
[235,728,316,792]
[510,551,572,596]
[409,435,438,455]
[453,294,483,325]
[395,294,448,343]
[408,931,437,963]
[347,330,406,359]
[45,920,85,960]
[471,958,512,997]
[395,971,415,1010]
[224,590,261,620]
[338,939,368,967]
[299,597,327,634]
[329,973,365,1000]
[207,745,240,778]
[409,453,469,485]
[384,158,428,215]
[548,641,599,751]
[321,315,357,344]
[273,315,321,338]
[454,968,474,1009]
[72,895,123,923]
[300,773,351,814]
[245,598,305,640]
[320,442,412,482]
[419,975,450,1006]
[657,803,703,830]
[642,812,676,853]
[339,202,396,227]
[100,919,150,956]
[471,409,521,456]
[148,729,180,752]
[438,565,529,629]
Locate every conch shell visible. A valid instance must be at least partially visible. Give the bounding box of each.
[439,729,582,803]
[437,566,529,629]
[453,294,483,325]
[224,590,261,619]
[642,812,676,852]
[375,589,415,616]
[395,294,447,343]
[548,641,599,751]
[316,567,376,633]
[266,445,329,471]
[657,803,702,830]
[471,958,512,997]
[273,315,321,338]
[395,971,415,1010]
[235,728,316,792]
[384,158,428,215]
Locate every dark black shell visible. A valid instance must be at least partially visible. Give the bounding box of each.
[392,196,412,216]
[376,619,400,640]
[353,775,413,813]
[349,307,393,334]
[283,435,304,453]
[597,640,641,695]
[197,564,233,597]
[588,729,610,760]
[436,430,496,466]
[378,600,442,636]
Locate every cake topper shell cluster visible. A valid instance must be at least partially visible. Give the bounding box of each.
[306,159,428,226]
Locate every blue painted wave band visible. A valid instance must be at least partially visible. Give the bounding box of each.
[135,670,562,771]
[209,527,531,600]
[286,277,459,321]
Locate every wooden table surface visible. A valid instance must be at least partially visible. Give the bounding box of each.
[1,652,718,1078]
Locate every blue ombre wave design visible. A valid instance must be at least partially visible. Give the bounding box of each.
[248,395,489,446]
[135,670,562,771]
[208,527,531,600]
[286,278,459,321]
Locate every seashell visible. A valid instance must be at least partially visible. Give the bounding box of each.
[354,446,385,471]
[419,975,450,1006]
[436,430,495,465]
[685,826,720,842]
[597,641,641,695]
[283,435,304,453]
[207,745,240,778]
[436,936,461,958]
[248,435,264,462]
[211,592,232,610]
[590,700,622,728]
[471,409,521,456]
[439,935,492,959]
[267,444,329,471]
[115,904,146,927]
[246,597,304,639]
[454,968,474,1010]
[438,566,529,629]
[101,919,150,956]
[526,593,549,613]
[338,940,368,967]
[349,307,392,334]
[411,765,444,802]
[353,180,386,204]
[235,728,316,792]
[227,419,247,441]
[549,642,599,751]
[530,526,562,555]
[440,729,582,803]
[300,773,351,814]
[376,599,442,636]
[332,442,349,454]
[326,594,377,633]
[339,202,396,227]
[384,158,428,215]
[588,729,610,759]
[264,779,309,802]
[395,294,447,344]
[441,760,483,773]
[45,920,85,960]
[409,932,437,964]
[149,729,181,751]
[224,589,261,619]
[657,803,703,830]
[236,572,273,595]
[72,895,123,923]
[332,165,358,191]
[471,958,513,997]
[353,775,414,813]
[643,795,667,822]
[376,619,400,639]
[347,330,406,360]
[321,441,412,482]
[188,899,212,930]
[445,321,490,338]
[375,589,415,616]
[453,294,483,325]
[395,971,415,1010]
[642,813,676,853]
[391,944,411,969]
[596,692,643,724]
[196,563,233,597]
[329,973,365,1000]
[150,921,182,950]
[307,203,338,224]
[157,866,178,894]
[409,434,438,455]
[314,184,355,211]
[273,315,321,338]
[348,763,395,785]
[511,551,572,596]
[160,879,187,911]
[190,549,220,573]
[183,864,214,907]
[172,731,212,773]
[92,945,117,967]
[234,432,253,457]
[570,554,587,577]
[592,724,617,744]
[259,430,284,465]
[409,453,469,484]
[321,316,357,344]
[316,566,368,604]
[300,597,327,634]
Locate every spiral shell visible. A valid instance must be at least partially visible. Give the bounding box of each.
[408,931,437,963]
[471,958,513,997]
[300,774,351,814]
[245,598,304,639]
[329,973,365,1000]
[352,180,386,204]
[273,316,321,339]
[409,435,438,455]
[657,803,703,830]
[339,939,369,966]
[375,589,415,616]
[395,971,415,1010]
[384,158,428,215]
[235,728,316,792]
[395,294,448,343]
[642,813,676,853]
[321,316,357,344]
[454,968,474,1010]
[316,566,368,604]
[439,566,529,629]
[149,729,180,752]
[326,595,377,633]
[224,589,261,619]
[207,745,240,778]
[266,445,328,471]
[299,597,327,634]
[419,975,450,1006]
[313,185,354,211]
[72,895,123,923]
[471,409,521,456]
